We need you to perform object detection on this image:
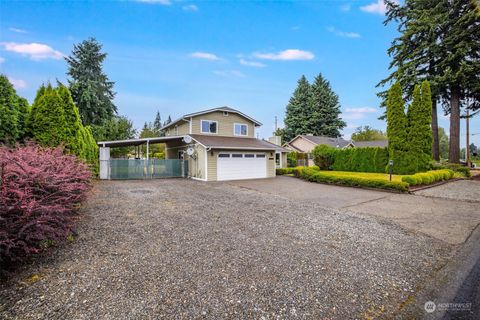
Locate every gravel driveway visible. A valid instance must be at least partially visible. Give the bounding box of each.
[0,179,452,319]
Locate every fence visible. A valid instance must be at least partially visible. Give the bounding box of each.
[108,159,188,180]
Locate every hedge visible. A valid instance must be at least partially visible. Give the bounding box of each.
[431,163,471,178]
[401,169,454,186]
[294,167,409,192]
[276,166,318,175]
[311,144,389,173]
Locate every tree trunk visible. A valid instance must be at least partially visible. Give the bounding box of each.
[431,98,440,161]
[448,86,461,163]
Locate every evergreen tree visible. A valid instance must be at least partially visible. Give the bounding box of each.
[26,84,46,136]
[16,97,30,140]
[380,0,480,163]
[0,75,20,143]
[406,81,432,171]
[283,75,311,142]
[308,73,346,137]
[438,127,449,159]
[66,37,117,126]
[57,84,86,157]
[92,115,136,157]
[386,83,418,174]
[437,0,480,163]
[153,111,162,134]
[30,85,69,147]
[387,83,407,153]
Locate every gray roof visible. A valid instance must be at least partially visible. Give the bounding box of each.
[301,135,351,148]
[161,106,263,131]
[352,140,388,148]
[190,134,288,152]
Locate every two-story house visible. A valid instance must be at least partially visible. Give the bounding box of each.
[160,106,288,181]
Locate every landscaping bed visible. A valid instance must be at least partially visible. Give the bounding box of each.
[276,167,456,192]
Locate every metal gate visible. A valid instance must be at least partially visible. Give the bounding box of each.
[108,159,188,180]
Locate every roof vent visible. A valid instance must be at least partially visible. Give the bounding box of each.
[223,111,229,116]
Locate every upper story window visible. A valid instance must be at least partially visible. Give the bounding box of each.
[201,120,217,134]
[234,123,248,136]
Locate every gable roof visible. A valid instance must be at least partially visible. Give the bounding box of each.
[189,134,288,152]
[161,106,262,130]
[352,140,388,148]
[284,135,351,151]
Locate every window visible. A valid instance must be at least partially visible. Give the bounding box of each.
[234,123,248,136]
[218,154,230,158]
[275,153,280,166]
[201,120,217,134]
[232,154,243,158]
[256,154,265,158]
[244,154,255,158]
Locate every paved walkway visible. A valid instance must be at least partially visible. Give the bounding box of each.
[228,177,480,245]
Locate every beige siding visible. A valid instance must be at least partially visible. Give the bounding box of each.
[165,121,189,136]
[290,137,316,153]
[207,150,217,181]
[191,111,255,137]
[267,152,275,177]
[281,152,288,168]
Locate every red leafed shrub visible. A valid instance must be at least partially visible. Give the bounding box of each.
[0,144,92,273]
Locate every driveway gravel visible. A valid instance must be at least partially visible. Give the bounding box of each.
[0,179,453,319]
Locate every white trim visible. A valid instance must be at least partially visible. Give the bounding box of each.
[200,119,218,134]
[233,123,248,137]
[204,147,209,181]
[189,117,193,134]
[191,176,207,182]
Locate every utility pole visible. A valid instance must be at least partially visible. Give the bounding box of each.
[274,116,277,132]
[466,107,470,167]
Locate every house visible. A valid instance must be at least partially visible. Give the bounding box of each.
[283,134,388,166]
[159,107,288,181]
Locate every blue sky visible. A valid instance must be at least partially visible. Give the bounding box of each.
[1,0,478,146]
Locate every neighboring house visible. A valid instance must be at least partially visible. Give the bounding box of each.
[159,107,288,181]
[283,135,388,166]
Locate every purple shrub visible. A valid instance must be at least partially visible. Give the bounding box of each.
[0,144,92,273]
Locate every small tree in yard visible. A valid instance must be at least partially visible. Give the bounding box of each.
[0,144,91,274]
[312,144,336,170]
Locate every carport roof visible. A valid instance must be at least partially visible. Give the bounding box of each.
[97,136,184,148]
[189,134,288,151]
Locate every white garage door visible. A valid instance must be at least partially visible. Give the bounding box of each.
[217,153,267,181]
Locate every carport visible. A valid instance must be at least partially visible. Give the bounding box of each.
[97,136,187,180]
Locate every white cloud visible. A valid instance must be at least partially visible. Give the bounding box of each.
[239,59,266,67]
[327,26,361,38]
[190,51,220,60]
[343,107,377,120]
[345,107,377,113]
[9,27,27,33]
[291,26,301,31]
[182,4,198,11]
[360,0,397,15]
[2,42,64,60]
[8,77,27,89]
[135,0,171,4]
[340,4,351,12]
[0,57,4,64]
[253,49,314,61]
[213,70,246,78]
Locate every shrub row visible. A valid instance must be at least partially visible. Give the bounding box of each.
[311,145,389,173]
[0,144,91,274]
[294,167,409,192]
[401,169,455,186]
[431,163,471,178]
[276,166,318,175]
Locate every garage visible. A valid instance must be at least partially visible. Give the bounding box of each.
[217,152,267,181]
